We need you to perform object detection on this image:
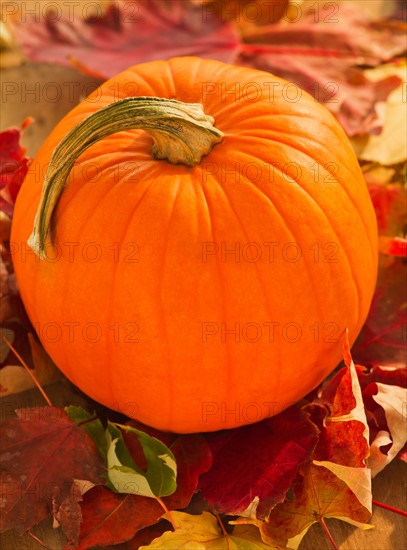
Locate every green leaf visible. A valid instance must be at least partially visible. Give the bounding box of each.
[65,405,107,464]
[105,421,177,498]
[140,511,274,549]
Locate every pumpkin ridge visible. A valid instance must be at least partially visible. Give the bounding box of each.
[199,179,234,406]
[226,165,331,399]
[211,173,285,404]
[55,173,132,390]
[242,129,377,269]
[156,178,182,431]
[265,160,362,327]
[106,176,166,413]
[106,181,159,408]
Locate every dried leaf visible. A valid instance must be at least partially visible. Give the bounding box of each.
[76,432,211,548]
[0,407,104,534]
[351,62,407,165]
[237,3,406,136]
[1,121,31,335]
[140,511,272,549]
[368,383,407,476]
[353,256,406,365]
[12,0,240,79]
[236,462,373,550]
[76,487,164,550]
[354,163,406,365]
[0,119,31,217]
[305,336,370,474]
[66,405,107,464]
[199,406,319,517]
[53,481,83,546]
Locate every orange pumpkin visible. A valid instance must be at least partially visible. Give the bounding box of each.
[11,57,378,433]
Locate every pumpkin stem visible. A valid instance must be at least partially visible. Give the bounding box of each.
[27,96,224,259]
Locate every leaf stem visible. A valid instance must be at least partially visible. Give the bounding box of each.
[1,333,53,406]
[215,511,229,538]
[156,496,177,531]
[27,531,50,549]
[320,517,339,550]
[372,499,407,517]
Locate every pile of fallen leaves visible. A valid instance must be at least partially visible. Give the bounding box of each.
[1,1,406,548]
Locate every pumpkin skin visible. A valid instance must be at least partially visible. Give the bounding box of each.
[12,57,378,433]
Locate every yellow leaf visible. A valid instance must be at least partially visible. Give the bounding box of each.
[140,511,275,549]
[351,61,407,165]
[312,460,372,512]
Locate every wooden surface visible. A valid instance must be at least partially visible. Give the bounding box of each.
[1,1,405,548]
[0,381,406,550]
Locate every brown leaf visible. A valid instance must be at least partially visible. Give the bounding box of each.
[0,407,104,534]
[53,481,83,546]
[236,462,373,549]
[367,382,407,476]
[353,165,406,365]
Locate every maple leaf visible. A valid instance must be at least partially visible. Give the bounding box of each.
[233,336,373,548]
[366,382,407,477]
[237,3,405,136]
[0,119,31,217]
[353,163,406,365]
[353,255,406,365]
[235,462,373,550]
[199,405,319,518]
[0,406,104,535]
[11,0,240,79]
[310,335,370,467]
[351,61,407,165]
[353,363,407,475]
[53,481,83,547]
[0,120,31,330]
[76,431,212,548]
[140,510,272,549]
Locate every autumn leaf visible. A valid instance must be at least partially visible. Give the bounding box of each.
[140,511,273,549]
[0,118,31,217]
[11,0,240,79]
[0,406,104,535]
[53,481,83,547]
[76,432,212,548]
[199,405,319,517]
[0,120,31,329]
[66,405,108,464]
[353,164,406,365]
[237,3,405,136]
[366,382,407,477]
[106,421,177,497]
[234,337,373,548]
[76,486,165,550]
[353,256,406,365]
[235,462,373,550]
[0,333,61,395]
[202,0,289,25]
[313,334,370,466]
[351,61,407,165]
